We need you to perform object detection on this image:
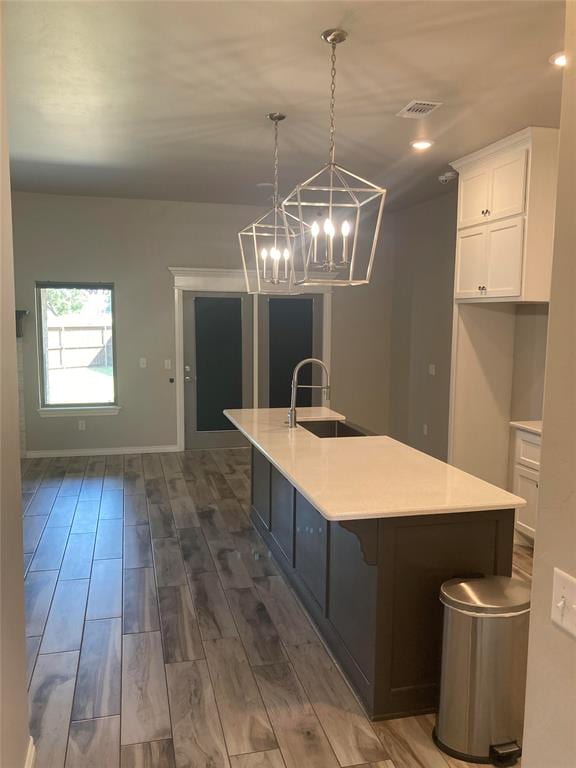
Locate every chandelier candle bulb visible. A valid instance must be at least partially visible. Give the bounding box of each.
[283,248,290,278]
[261,248,268,278]
[341,220,350,263]
[271,247,281,282]
[311,220,320,263]
[324,218,335,265]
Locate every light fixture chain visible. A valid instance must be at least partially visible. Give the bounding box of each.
[273,118,279,208]
[328,42,337,164]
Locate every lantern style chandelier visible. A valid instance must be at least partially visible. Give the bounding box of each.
[238,113,308,295]
[282,29,387,287]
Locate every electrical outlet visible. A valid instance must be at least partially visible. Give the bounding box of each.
[551,567,576,639]
[139,357,147,368]
[428,363,436,376]
[78,419,86,431]
[164,359,172,370]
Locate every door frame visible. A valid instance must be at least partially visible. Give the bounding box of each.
[183,292,253,449]
[170,268,332,451]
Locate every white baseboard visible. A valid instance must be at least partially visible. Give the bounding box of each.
[24,737,35,768]
[24,444,179,458]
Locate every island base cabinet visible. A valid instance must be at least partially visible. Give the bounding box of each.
[373,511,514,719]
[294,493,327,612]
[328,519,378,707]
[270,466,295,565]
[251,446,271,529]
[250,447,515,721]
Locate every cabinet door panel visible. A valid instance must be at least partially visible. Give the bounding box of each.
[489,149,527,221]
[328,520,378,683]
[458,167,490,228]
[270,466,294,564]
[514,465,539,538]
[485,217,523,298]
[295,493,327,611]
[251,447,271,529]
[455,227,487,298]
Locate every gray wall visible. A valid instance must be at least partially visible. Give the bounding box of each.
[523,4,576,764]
[510,304,548,421]
[330,217,395,436]
[388,191,457,460]
[1,35,31,765]
[13,191,395,452]
[13,192,263,452]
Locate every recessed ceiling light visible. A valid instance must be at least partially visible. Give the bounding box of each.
[411,139,434,151]
[549,51,567,67]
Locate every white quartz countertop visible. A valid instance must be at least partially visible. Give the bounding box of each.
[510,420,543,436]
[225,407,525,521]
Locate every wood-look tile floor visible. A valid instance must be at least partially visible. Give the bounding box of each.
[21,450,532,768]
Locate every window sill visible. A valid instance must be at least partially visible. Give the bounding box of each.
[37,406,121,418]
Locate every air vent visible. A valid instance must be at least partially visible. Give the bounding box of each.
[396,100,443,119]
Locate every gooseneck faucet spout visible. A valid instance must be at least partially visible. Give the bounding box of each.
[287,358,330,428]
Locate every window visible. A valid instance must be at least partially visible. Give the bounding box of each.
[36,283,117,407]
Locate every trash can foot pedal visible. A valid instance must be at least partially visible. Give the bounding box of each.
[489,742,522,766]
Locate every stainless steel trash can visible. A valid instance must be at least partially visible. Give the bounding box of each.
[433,576,530,766]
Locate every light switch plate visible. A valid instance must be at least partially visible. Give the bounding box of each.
[164,359,172,370]
[139,357,147,368]
[551,567,576,639]
[428,363,436,376]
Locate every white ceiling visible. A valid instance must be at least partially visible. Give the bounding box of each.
[5,0,565,209]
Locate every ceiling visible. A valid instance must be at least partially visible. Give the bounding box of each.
[5,0,565,209]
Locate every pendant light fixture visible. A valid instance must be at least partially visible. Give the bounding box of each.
[239,113,308,294]
[282,29,387,287]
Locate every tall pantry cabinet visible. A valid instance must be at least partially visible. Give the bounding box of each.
[448,127,558,538]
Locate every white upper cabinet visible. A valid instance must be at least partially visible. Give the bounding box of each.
[458,168,491,228]
[489,150,527,221]
[455,217,524,299]
[485,217,524,297]
[455,227,487,297]
[451,127,558,302]
[458,149,527,229]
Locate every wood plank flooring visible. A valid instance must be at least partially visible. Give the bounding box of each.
[22,448,532,768]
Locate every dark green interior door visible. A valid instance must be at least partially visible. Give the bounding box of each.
[268,298,314,407]
[195,297,242,431]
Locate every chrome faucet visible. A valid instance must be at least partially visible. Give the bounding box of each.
[287,358,330,428]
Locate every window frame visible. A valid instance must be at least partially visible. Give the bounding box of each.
[35,281,119,410]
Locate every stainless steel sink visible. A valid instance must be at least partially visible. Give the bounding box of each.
[297,419,375,438]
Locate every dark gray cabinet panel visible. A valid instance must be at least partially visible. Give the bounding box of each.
[294,492,327,611]
[270,467,294,565]
[329,520,378,683]
[251,447,270,529]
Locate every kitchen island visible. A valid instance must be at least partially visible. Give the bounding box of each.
[224,407,525,721]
